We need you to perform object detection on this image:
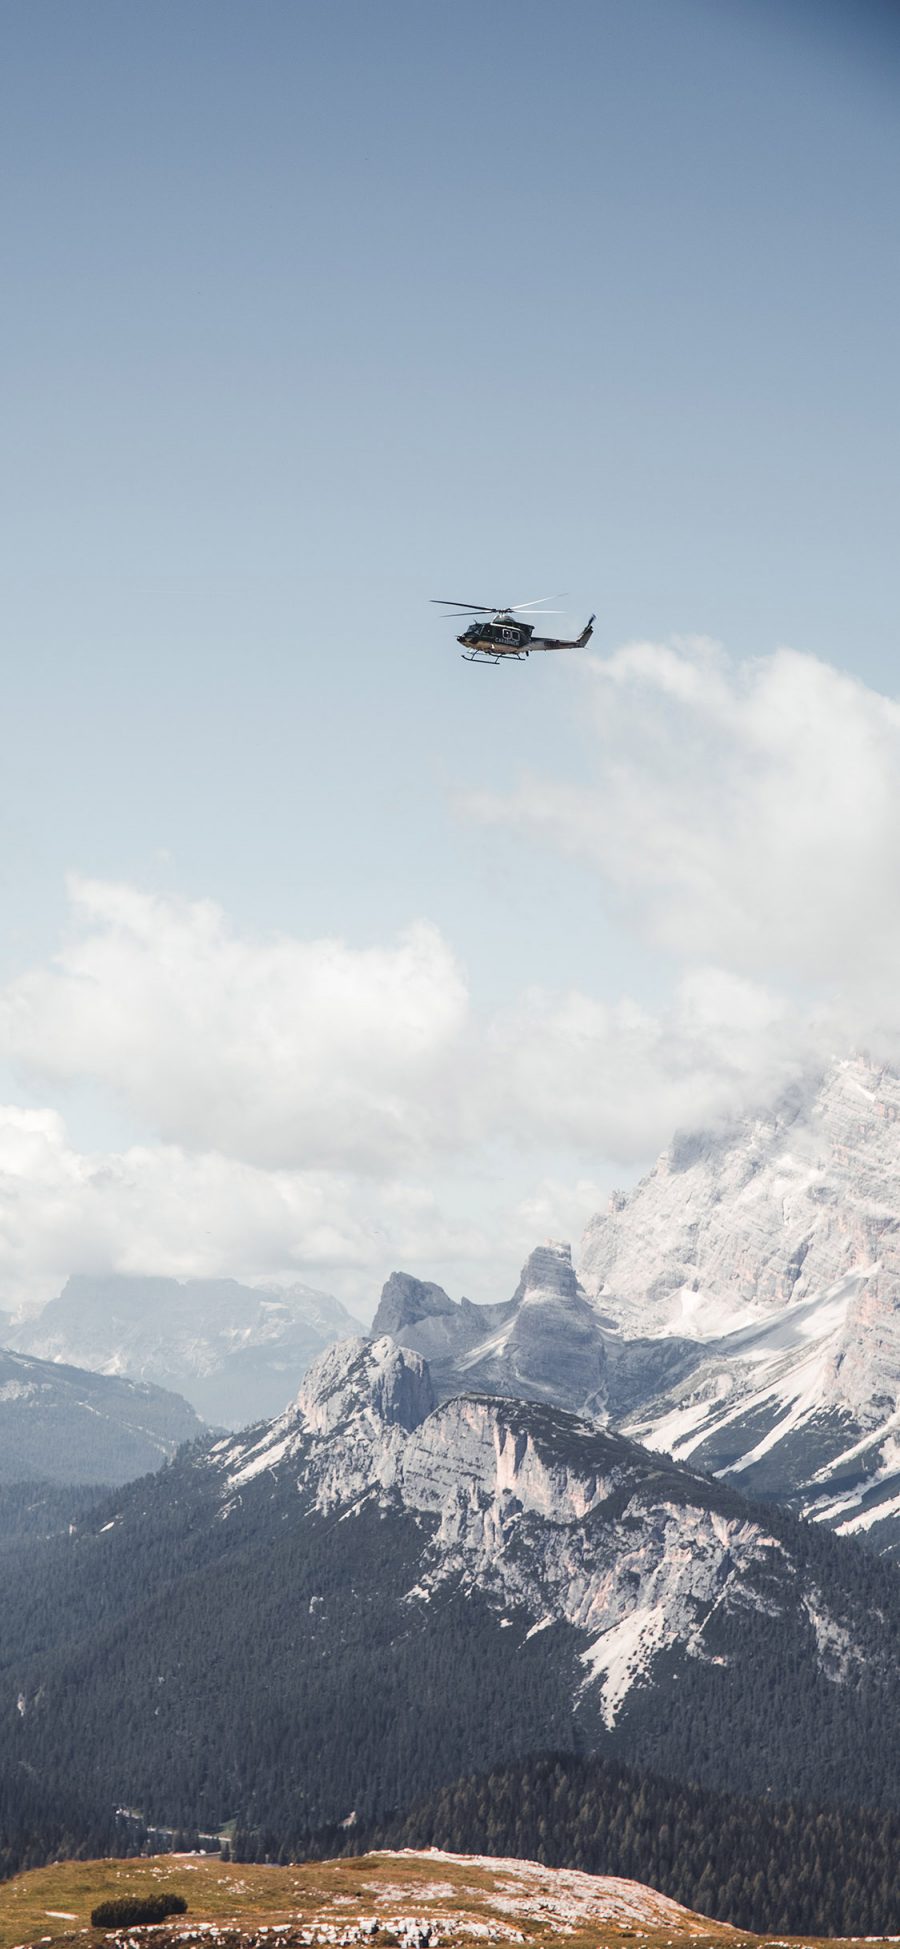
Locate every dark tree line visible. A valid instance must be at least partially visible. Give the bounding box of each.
[276,1752,900,1938]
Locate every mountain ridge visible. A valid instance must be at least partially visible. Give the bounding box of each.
[0,1345,202,1484]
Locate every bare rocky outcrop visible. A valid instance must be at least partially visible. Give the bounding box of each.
[372,1273,460,1338]
[215,1333,871,1730]
[371,1243,609,1423]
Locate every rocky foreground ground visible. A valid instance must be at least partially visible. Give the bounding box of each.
[0,1852,896,1949]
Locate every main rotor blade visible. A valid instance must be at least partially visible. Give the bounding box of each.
[511,593,567,611]
[431,598,496,611]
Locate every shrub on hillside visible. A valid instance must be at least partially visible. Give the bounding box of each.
[90,1894,188,1928]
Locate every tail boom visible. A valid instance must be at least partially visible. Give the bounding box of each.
[529,614,595,653]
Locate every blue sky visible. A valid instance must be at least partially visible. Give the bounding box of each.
[1,1,899,1312]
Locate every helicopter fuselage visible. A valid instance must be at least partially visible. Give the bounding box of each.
[457,617,533,655]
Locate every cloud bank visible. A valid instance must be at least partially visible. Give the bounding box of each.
[469,641,900,994]
[0,1104,498,1312]
[2,641,898,1308]
[0,880,470,1173]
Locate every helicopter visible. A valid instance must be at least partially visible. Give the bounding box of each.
[432,597,596,664]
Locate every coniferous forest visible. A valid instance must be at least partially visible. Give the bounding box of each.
[263,1753,900,1938]
[3,1743,899,1938]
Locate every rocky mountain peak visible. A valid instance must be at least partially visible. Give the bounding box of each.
[371,1272,457,1337]
[367,1242,608,1427]
[580,1054,900,1339]
[225,1335,436,1504]
[296,1334,435,1436]
[511,1240,582,1306]
[216,1352,887,1745]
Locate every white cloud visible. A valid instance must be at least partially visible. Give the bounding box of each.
[468,641,900,991]
[0,1104,503,1315]
[0,878,471,1173]
[0,874,826,1191]
[486,965,824,1162]
[0,872,831,1311]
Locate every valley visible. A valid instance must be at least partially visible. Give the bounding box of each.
[0,1350,202,1485]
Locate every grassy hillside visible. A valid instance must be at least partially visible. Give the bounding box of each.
[0,1850,738,1949]
[0,1851,895,1949]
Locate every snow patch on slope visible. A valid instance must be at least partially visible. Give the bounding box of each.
[580,1058,900,1548]
[580,1603,671,1726]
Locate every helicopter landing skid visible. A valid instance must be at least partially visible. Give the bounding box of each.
[461,650,524,664]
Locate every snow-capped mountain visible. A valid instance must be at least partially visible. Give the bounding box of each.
[9,1273,362,1427]
[582,1056,900,1338]
[0,1346,203,1483]
[580,1056,900,1555]
[371,1060,900,1556]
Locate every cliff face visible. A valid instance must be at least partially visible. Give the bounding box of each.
[215,1335,884,1733]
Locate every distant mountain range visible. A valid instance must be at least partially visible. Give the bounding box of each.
[0,1346,202,1484]
[4,1056,897,1540]
[8,1274,363,1427]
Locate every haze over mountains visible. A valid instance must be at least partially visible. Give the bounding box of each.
[0,1348,202,1484]
[3,1055,898,1549]
[8,1275,362,1427]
